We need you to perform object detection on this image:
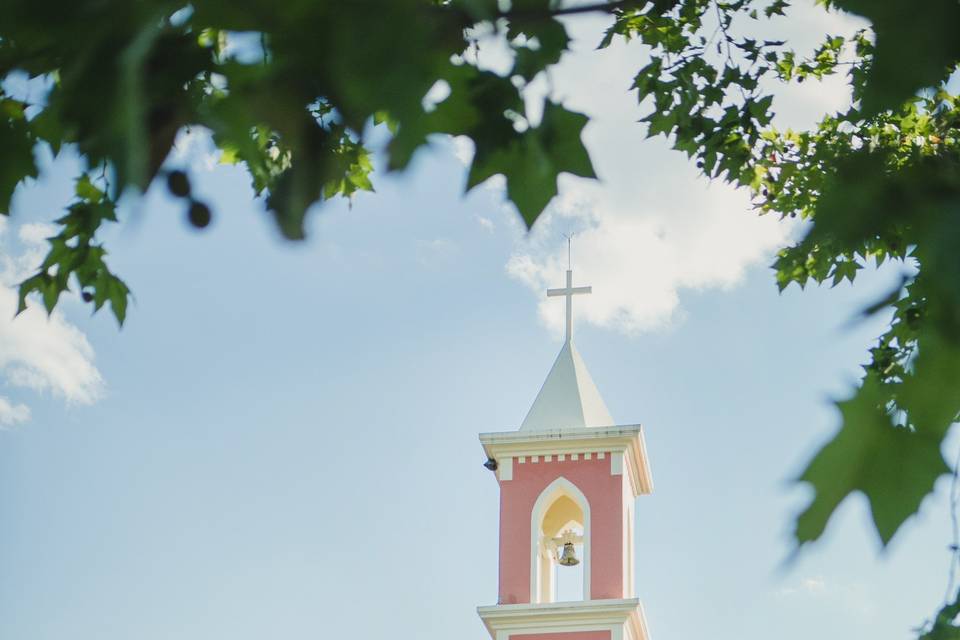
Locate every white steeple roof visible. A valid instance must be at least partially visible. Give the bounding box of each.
[519,265,614,431]
[520,339,614,431]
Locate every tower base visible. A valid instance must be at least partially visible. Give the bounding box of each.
[477,598,650,640]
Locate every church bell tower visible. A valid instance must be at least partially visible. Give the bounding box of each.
[478,268,654,640]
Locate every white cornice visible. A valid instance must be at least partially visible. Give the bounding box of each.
[479,425,654,496]
[477,598,650,640]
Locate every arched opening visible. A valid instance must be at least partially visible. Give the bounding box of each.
[530,477,591,603]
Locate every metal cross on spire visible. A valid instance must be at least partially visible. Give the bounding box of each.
[547,236,591,344]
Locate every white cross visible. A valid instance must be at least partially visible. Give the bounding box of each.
[547,270,591,344]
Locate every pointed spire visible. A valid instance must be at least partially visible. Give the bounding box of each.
[520,340,614,430]
[520,264,613,431]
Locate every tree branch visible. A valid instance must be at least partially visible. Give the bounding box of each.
[437,0,641,25]
[506,0,636,18]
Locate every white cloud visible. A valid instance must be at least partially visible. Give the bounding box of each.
[0,396,30,428]
[452,136,475,166]
[0,291,103,405]
[775,575,876,617]
[17,222,56,246]
[500,3,863,337]
[171,127,222,171]
[507,179,790,336]
[416,237,460,267]
[0,220,104,424]
[476,216,495,232]
[777,576,827,597]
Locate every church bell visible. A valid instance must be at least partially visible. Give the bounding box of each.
[557,541,580,567]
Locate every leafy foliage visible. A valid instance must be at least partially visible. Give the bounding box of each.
[0,96,38,214]
[592,0,960,630]
[0,0,595,322]
[839,0,960,116]
[794,375,950,545]
[18,175,130,323]
[4,0,960,632]
[467,101,596,227]
[601,0,960,563]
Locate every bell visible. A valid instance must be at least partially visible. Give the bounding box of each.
[557,542,580,567]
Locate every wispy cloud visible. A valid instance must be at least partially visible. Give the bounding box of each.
[416,237,460,267]
[451,136,475,167]
[507,180,790,336]
[171,127,223,171]
[476,216,495,232]
[0,218,104,427]
[0,395,30,427]
[776,575,876,617]
[500,3,865,337]
[777,576,827,597]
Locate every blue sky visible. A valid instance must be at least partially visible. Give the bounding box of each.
[0,5,955,640]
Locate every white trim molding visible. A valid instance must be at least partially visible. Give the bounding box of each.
[478,598,650,640]
[479,425,654,497]
[498,456,514,482]
[610,453,623,476]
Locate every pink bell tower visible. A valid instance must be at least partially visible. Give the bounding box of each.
[478,268,654,640]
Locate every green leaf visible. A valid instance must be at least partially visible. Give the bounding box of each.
[538,102,596,180]
[107,274,130,326]
[467,102,595,227]
[512,18,570,80]
[919,589,960,639]
[17,188,129,326]
[29,106,68,156]
[898,334,960,439]
[795,377,950,546]
[830,259,860,286]
[40,273,62,313]
[17,274,43,315]
[631,59,663,97]
[265,121,375,239]
[75,175,105,203]
[748,94,774,123]
[765,0,789,18]
[450,0,499,21]
[0,117,37,214]
[645,110,676,137]
[219,146,240,165]
[387,64,485,171]
[835,0,960,115]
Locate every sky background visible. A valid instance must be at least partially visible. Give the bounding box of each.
[0,3,956,640]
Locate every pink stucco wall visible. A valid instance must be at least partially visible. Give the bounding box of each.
[498,455,624,604]
[511,632,610,640]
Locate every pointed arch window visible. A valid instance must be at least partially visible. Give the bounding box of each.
[529,477,591,603]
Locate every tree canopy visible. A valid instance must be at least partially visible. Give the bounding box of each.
[3,0,960,634]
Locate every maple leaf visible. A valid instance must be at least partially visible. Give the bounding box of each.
[795,377,950,546]
[835,0,960,115]
[467,101,595,228]
[0,111,37,214]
